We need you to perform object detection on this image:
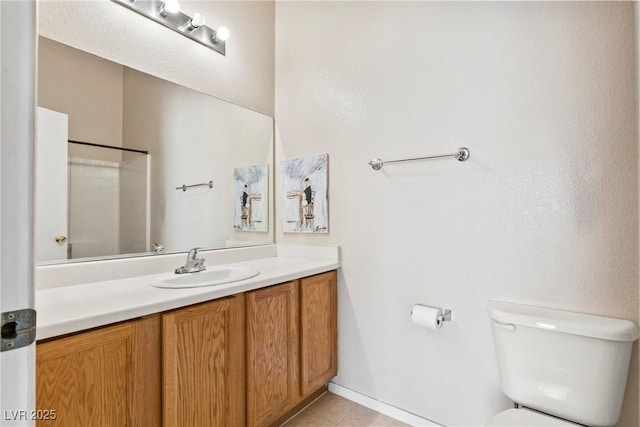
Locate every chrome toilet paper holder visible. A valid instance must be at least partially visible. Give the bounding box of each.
[410,305,453,325]
[439,309,452,323]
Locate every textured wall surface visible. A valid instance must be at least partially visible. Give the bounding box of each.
[275,2,639,425]
[39,0,275,116]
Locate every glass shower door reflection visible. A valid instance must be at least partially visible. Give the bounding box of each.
[67,146,149,260]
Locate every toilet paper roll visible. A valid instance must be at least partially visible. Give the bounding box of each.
[411,305,443,330]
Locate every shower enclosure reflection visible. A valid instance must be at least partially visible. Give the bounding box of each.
[36,110,150,262]
[67,142,149,259]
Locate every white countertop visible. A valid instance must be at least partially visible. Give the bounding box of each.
[36,255,339,340]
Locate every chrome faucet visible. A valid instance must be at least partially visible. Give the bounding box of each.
[152,242,165,254]
[175,247,206,274]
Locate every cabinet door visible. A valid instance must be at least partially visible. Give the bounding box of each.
[36,315,162,427]
[163,295,245,427]
[247,281,299,427]
[300,271,338,397]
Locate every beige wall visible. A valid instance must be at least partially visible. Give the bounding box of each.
[38,0,275,116]
[275,2,638,425]
[38,36,123,161]
[636,3,640,425]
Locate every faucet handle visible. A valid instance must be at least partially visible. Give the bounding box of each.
[194,258,206,272]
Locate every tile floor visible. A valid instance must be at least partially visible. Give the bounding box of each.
[282,392,410,427]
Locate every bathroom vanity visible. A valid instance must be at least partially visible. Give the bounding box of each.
[34,248,339,427]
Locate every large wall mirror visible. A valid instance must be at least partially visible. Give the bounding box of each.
[35,36,274,264]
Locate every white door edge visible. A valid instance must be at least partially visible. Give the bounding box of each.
[0,1,37,426]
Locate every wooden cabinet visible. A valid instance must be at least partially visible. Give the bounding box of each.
[247,271,338,426]
[300,271,338,397]
[162,295,245,427]
[36,315,161,427]
[247,281,299,427]
[37,270,337,427]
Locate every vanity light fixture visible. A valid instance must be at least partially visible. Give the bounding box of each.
[213,26,230,43]
[158,0,179,17]
[186,12,206,31]
[111,0,228,55]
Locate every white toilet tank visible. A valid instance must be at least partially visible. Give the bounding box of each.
[488,301,639,427]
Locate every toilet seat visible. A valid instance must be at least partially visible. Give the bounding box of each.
[485,408,581,427]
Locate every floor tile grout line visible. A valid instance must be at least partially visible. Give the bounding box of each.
[285,391,406,427]
[281,391,329,426]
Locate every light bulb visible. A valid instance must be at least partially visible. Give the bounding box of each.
[213,26,230,42]
[159,0,180,16]
[190,12,206,28]
[164,0,180,13]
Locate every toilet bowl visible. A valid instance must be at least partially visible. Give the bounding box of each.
[486,301,639,427]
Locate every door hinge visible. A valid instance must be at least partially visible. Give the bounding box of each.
[1,309,36,352]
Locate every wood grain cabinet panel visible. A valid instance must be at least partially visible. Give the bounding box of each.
[300,271,338,397]
[247,281,299,427]
[36,315,161,427]
[162,295,245,427]
[36,269,338,427]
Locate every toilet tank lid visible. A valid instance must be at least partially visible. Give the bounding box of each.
[487,301,639,342]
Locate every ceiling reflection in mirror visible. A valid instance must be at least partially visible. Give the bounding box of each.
[35,36,274,265]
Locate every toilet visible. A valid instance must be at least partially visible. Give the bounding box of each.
[486,301,639,427]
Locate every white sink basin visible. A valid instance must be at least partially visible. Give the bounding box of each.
[150,266,260,289]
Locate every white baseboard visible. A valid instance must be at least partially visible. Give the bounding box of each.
[328,382,442,427]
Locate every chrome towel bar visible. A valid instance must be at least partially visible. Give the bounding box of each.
[368,147,470,171]
[176,180,214,192]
